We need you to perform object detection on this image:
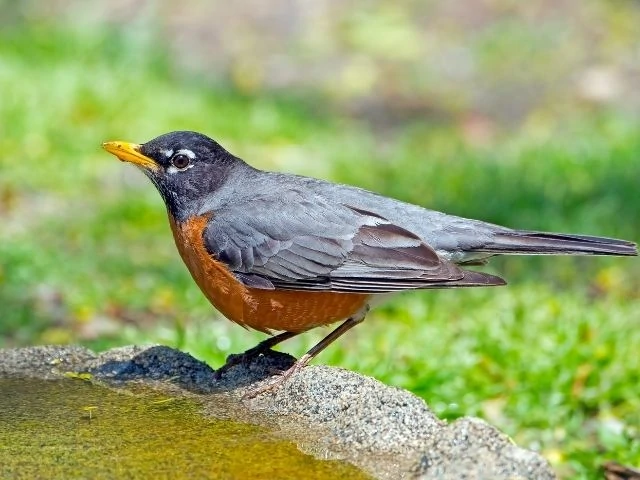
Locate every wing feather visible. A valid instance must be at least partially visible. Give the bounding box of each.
[202,195,502,293]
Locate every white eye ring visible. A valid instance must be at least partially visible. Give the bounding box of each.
[171,153,190,170]
[167,149,196,174]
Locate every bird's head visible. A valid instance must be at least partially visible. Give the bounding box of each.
[103,131,240,218]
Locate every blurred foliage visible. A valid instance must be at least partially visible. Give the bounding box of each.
[0,3,639,479]
[6,0,639,127]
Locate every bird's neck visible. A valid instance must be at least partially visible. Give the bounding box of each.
[163,158,257,223]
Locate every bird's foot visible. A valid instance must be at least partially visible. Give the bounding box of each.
[242,353,311,399]
[221,331,299,371]
[213,348,261,381]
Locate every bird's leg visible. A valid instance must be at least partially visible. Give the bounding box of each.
[246,330,300,354]
[244,306,369,398]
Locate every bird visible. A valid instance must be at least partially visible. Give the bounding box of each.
[103,131,637,394]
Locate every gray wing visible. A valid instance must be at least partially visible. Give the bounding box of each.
[202,192,504,293]
[303,181,637,260]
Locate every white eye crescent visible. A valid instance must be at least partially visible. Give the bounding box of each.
[167,149,196,174]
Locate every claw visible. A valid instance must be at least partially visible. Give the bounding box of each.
[242,354,311,399]
[240,309,369,399]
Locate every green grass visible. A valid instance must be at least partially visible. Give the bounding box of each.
[1,22,639,479]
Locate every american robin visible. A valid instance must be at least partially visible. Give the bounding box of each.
[103,131,637,393]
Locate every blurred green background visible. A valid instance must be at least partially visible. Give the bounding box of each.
[1,1,639,478]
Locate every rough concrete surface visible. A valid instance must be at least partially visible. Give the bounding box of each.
[0,345,555,480]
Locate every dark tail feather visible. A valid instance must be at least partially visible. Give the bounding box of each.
[479,231,638,257]
[324,270,507,292]
[404,270,507,289]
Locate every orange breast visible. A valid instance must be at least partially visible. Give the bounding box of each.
[169,215,370,333]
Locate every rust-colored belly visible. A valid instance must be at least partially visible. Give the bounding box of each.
[169,215,370,333]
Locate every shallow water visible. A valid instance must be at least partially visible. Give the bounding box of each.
[0,378,369,479]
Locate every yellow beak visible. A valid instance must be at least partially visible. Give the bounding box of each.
[102,141,160,172]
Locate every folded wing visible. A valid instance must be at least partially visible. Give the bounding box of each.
[202,193,505,293]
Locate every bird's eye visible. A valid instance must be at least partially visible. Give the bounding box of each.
[171,154,191,170]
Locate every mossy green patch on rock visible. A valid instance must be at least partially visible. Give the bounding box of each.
[0,378,369,479]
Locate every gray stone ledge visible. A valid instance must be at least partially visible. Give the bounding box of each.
[0,345,555,480]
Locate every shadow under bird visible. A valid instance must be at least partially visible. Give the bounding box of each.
[103,131,638,395]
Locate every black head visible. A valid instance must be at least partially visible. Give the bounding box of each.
[104,131,245,219]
